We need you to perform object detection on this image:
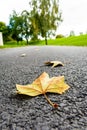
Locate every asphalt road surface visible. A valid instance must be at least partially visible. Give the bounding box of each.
[0,46,87,130]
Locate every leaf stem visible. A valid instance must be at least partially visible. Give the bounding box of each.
[44,94,58,108]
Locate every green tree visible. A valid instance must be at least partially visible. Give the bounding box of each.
[21,10,30,44]
[9,11,23,43]
[69,30,75,37]
[29,12,40,41]
[29,0,62,44]
[0,22,6,31]
[0,21,11,42]
[9,10,32,44]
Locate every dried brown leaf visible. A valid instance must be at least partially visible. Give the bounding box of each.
[45,61,64,68]
[16,72,70,108]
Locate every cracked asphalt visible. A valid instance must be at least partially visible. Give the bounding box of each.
[0,46,87,130]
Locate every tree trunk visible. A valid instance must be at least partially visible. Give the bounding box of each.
[26,38,29,44]
[45,35,48,45]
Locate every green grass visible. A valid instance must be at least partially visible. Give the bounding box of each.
[48,34,87,46]
[0,34,87,48]
[0,41,27,48]
[30,34,87,46]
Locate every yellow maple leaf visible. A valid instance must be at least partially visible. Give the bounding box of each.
[45,61,64,68]
[16,72,70,108]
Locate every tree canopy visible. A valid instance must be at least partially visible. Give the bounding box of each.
[0,21,11,41]
[29,0,62,44]
[1,0,62,44]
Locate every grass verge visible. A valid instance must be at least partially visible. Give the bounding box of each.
[0,34,87,48]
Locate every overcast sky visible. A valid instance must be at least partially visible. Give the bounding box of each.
[0,0,87,36]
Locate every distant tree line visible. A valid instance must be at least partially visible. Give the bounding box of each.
[0,0,62,45]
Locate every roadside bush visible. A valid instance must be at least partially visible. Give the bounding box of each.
[56,34,64,39]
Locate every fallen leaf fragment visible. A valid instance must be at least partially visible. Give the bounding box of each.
[35,48,40,51]
[21,53,26,57]
[16,72,70,108]
[45,61,64,68]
